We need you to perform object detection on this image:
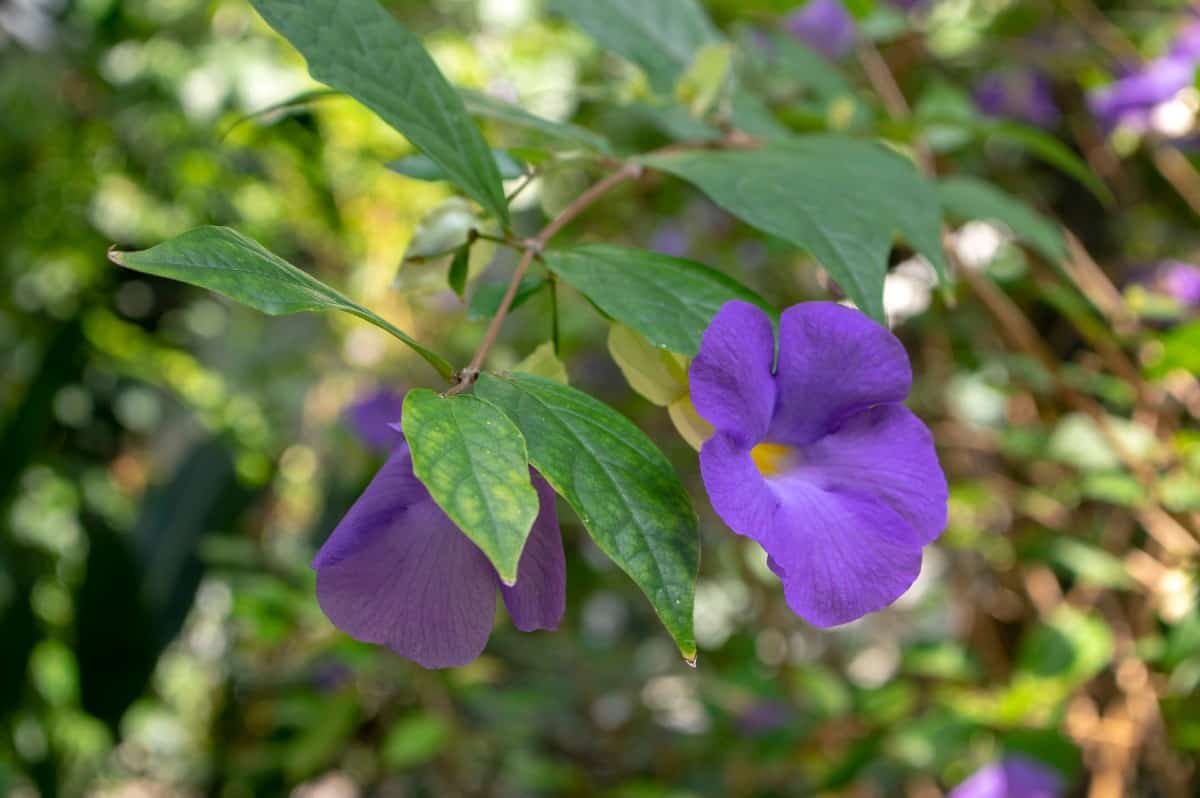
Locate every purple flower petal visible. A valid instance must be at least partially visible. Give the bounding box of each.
[974,70,1060,129]
[499,473,566,632]
[1089,57,1194,129]
[1160,260,1200,307]
[699,432,783,539]
[784,0,856,61]
[689,300,777,446]
[313,436,566,668]
[314,449,498,666]
[948,755,1064,798]
[344,388,405,453]
[769,302,911,447]
[802,404,947,545]
[766,483,924,626]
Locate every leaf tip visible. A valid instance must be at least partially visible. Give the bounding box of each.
[499,573,518,588]
[106,244,126,266]
[683,651,698,668]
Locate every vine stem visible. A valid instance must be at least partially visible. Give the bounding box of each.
[446,161,643,394]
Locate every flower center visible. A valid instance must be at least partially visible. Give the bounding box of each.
[750,443,799,477]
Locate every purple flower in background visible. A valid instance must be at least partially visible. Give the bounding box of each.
[784,0,856,60]
[689,301,947,626]
[1133,259,1200,309]
[344,388,405,453]
[974,70,1061,128]
[651,224,690,258]
[1160,260,1200,307]
[948,756,1064,798]
[1088,21,1200,132]
[314,429,565,668]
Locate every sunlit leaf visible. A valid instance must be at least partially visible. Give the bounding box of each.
[513,342,569,385]
[250,0,509,223]
[402,389,539,585]
[607,323,688,406]
[476,372,699,660]
[109,226,454,379]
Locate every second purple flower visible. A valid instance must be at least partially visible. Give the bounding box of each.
[689,301,947,626]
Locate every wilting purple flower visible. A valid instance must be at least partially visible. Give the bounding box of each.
[1089,21,1200,131]
[784,0,856,60]
[974,70,1061,128]
[344,388,405,453]
[948,755,1064,798]
[689,301,947,626]
[313,431,565,668]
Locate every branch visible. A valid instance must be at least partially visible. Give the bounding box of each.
[447,161,643,394]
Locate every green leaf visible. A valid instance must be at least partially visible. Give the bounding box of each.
[513,342,569,385]
[750,31,853,100]
[607,324,688,406]
[468,275,548,321]
[401,389,539,585]
[972,119,1112,206]
[382,713,451,769]
[1031,538,1133,589]
[1015,607,1113,691]
[674,43,733,117]
[548,0,721,94]
[1145,319,1200,379]
[447,247,470,299]
[643,136,949,324]
[388,149,527,182]
[249,0,508,224]
[109,226,454,380]
[475,372,699,660]
[938,177,1067,263]
[543,244,771,355]
[459,88,613,153]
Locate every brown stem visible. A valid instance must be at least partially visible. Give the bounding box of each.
[446,161,643,394]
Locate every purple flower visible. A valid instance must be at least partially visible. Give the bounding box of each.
[948,756,1064,798]
[1161,260,1200,307]
[313,433,565,668]
[784,0,856,61]
[689,301,947,626]
[344,388,405,453]
[1088,58,1194,130]
[974,70,1061,128]
[1088,21,1200,131]
[651,224,690,257]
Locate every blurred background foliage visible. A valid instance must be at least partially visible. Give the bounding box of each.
[2,0,1200,795]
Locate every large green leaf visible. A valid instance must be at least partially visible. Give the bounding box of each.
[459,88,613,154]
[548,0,721,94]
[401,389,539,585]
[643,136,949,323]
[109,226,453,379]
[543,244,771,355]
[938,176,1067,264]
[249,0,508,224]
[475,372,698,660]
